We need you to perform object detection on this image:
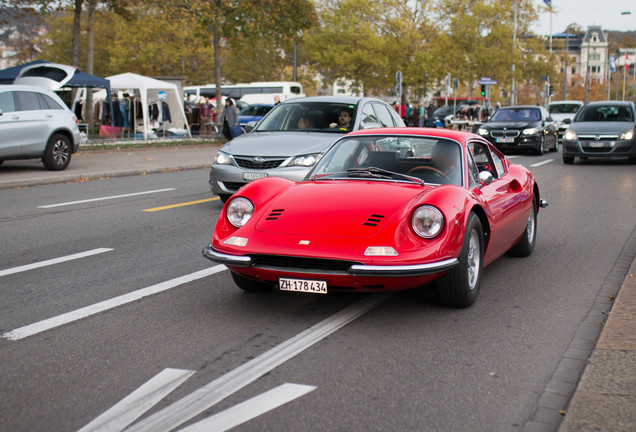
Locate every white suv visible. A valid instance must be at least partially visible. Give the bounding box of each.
[0,84,80,170]
[546,100,583,142]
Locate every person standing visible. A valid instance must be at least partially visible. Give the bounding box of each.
[221,98,238,141]
[426,101,436,127]
[418,102,426,127]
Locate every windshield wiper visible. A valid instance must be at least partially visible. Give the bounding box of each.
[346,167,424,184]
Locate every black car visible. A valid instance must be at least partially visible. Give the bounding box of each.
[561,101,636,164]
[477,106,558,155]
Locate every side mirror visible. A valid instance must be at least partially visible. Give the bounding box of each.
[563,118,572,124]
[245,121,257,132]
[0,109,3,116]
[478,171,494,185]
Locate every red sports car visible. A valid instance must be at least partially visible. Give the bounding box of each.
[203,128,547,307]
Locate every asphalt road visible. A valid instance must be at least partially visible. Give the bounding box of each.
[0,153,635,431]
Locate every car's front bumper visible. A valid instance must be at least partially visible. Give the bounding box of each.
[202,244,458,277]
[562,138,636,158]
[485,134,542,152]
[209,164,312,195]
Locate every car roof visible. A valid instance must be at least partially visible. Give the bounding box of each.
[499,105,542,110]
[583,100,633,106]
[0,84,58,93]
[280,96,384,105]
[346,126,476,145]
[547,100,583,105]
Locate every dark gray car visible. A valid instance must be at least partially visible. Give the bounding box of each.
[562,101,636,164]
[209,96,405,202]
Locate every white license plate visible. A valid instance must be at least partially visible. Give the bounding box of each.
[496,137,515,143]
[243,172,268,181]
[279,277,328,294]
[588,142,606,148]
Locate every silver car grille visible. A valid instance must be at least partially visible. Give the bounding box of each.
[577,134,619,141]
[490,130,520,138]
[235,157,285,169]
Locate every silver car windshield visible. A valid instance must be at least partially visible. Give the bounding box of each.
[256,102,357,133]
[311,136,463,186]
[575,105,634,122]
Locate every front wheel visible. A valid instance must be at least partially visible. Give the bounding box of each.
[562,154,574,164]
[507,196,537,257]
[42,133,72,170]
[436,213,484,308]
[231,272,275,292]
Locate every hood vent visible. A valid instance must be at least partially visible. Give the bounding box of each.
[266,209,285,220]
[364,214,385,227]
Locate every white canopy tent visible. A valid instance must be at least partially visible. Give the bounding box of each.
[106,72,191,139]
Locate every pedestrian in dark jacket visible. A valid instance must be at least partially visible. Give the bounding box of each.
[221,98,238,140]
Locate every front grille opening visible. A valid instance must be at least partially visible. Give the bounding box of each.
[250,254,362,272]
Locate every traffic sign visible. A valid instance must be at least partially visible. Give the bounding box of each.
[478,77,498,85]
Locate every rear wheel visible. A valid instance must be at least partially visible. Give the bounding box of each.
[42,133,72,170]
[507,196,537,257]
[436,213,483,308]
[231,272,275,292]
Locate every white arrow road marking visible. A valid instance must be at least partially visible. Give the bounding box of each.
[178,383,317,432]
[77,368,195,432]
[126,293,393,432]
[38,188,176,208]
[530,159,554,168]
[2,266,226,341]
[0,248,114,278]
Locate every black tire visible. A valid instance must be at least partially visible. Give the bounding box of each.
[535,137,544,156]
[42,133,72,170]
[562,154,574,164]
[507,196,537,257]
[219,194,232,204]
[231,272,275,292]
[549,137,558,152]
[436,213,484,308]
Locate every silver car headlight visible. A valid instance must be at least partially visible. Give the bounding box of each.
[564,129,578,140]
[289,153,322,167]
[522,128,540,135]
[619,129,634,140]
[215,151,234,165]
[477,128,489,136]
[411,205,444,239]
[226,197,254,228]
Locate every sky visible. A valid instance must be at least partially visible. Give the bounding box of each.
[531,0,636,36]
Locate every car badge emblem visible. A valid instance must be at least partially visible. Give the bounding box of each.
[595,135,600,141]
[254,157,265,163]
[299,240,310,245]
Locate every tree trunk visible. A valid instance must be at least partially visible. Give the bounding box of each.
[212,24,222,129]
[85,0,97,137]
[71,0,84,66]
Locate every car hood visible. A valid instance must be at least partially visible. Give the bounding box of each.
[255,181,430,237]
[222,132,342,157]
[569,122,634,134]
[483,121,537,129]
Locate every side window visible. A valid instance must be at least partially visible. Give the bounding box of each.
[468,140,503,179]
[0,91,16,113]
[38,93,64,110]
[14,91,40,111]
[361,103,378,128]
[466,151,480,187]
[373,103,395,127]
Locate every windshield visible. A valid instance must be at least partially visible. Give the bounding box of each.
[491,108,540,122]
[574,105,634,122]
[255,102,357,132]
[547,103,581,114]
[311,136,463,186]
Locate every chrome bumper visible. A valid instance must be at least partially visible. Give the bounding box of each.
[203,244,458,276]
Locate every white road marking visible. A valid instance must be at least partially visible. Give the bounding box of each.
[126,293,393,432]
[77,368,195,432]
[530,159,554,168]
[0,248,113,278]
[178,383,317,432]
[2,266,226,341]
[37,188,176,208]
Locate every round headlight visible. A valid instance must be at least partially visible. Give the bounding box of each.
[411,205,444,239]
[226,197,254,228]
[564,129,578,140]
[477,128,489,136]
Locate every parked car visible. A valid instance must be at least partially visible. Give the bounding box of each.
[562,101,636,164]
[430,101,481,126]
[237,103,274,131]
[477,105,558,155]
[203,127,547,308]
[0,84,80,170]
[546,100,583,142]
[209,96,405,202]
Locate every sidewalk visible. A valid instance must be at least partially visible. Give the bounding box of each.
[0,144,219,190]
[1,144,635,431]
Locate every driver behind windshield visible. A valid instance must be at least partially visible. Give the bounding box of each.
[431,143,462,186]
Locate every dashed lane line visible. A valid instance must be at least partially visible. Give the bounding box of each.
[530,159,554,168]
[0,248,113,278]
[2,265,226,341]
[38,188,176,209]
